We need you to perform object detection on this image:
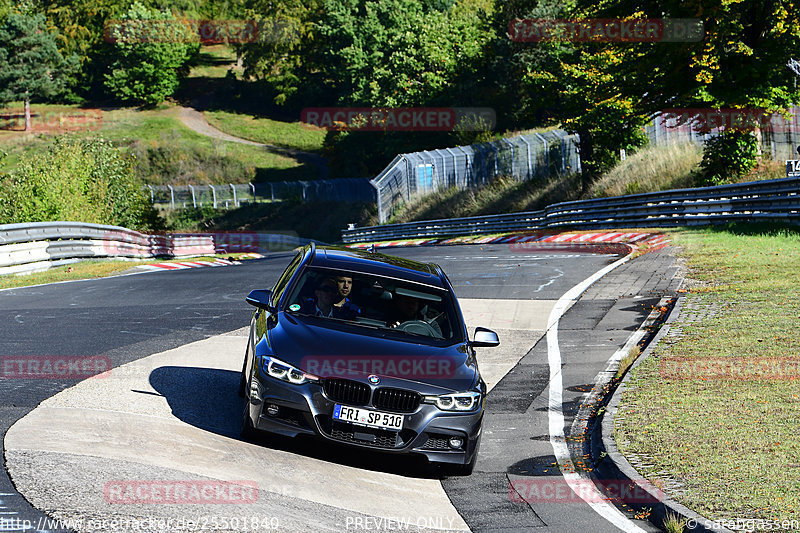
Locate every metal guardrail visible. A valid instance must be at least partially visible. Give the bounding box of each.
[342,177,800,243]
[0,222,214,276]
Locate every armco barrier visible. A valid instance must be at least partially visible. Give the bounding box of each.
[342,177,800,243]
[0,222,214,276]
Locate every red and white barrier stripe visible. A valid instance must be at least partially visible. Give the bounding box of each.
[137,258,234,272]
[347,231,669,250]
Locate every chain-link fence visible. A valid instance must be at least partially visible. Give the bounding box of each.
[147,179,376,209]
[371,129,581,223]
[645,107,800,161]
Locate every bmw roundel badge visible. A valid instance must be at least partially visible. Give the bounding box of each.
[368,375,380,385]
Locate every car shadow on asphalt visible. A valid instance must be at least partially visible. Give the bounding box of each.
[149,365,440,479]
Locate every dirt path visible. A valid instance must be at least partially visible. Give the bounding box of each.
[177,106,329,178]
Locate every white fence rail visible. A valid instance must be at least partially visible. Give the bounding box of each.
[0,222,214,276]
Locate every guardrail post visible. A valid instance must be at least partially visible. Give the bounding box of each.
[230,183,238,207]
[490,143,499,179]
[534,133,549,172]
[188,184,196,208]
[372,180,385,224]
[401,155,411,203]
[502,138,515,177]
[445,148,459,187]
[209,185,217,208]
[249,182,256,202]
[437,150,447,188]
[455,147,472,185]
[167,185,175,209]
[520,135,533,179]
[147,185,154,204]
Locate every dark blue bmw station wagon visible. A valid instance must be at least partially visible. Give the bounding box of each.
[239,243,499,475]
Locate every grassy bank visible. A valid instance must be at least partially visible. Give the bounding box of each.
[0,255,248,290]
[0,104,312,184]
[615,225,800,521]
[204,111,326,153]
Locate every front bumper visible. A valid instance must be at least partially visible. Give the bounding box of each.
[244,375,483,465]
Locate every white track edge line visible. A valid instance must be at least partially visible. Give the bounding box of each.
[547,245,648,533]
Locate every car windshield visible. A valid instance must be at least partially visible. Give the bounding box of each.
[283,267,461,342]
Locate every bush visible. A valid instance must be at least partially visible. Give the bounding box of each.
[129,139,256,185]
[0,136,159,230]
[700,130,758,186]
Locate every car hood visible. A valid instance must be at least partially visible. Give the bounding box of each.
[266,313,478,393]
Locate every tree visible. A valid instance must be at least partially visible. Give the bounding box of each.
[496,0,800,181]
[104,1,198,106]
[32,0,129,99]
[0,12,78,131]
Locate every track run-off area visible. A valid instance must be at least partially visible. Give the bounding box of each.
[0,242,682,532]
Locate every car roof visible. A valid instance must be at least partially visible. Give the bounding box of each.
[307,244,447,289]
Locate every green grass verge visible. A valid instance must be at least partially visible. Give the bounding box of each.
[204,110,326,154]
[188,45,241,79]
[615,224,800,521]
[0,255,248,290]
[386,173,585,224]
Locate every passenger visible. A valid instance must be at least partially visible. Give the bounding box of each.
[334,275,361,319]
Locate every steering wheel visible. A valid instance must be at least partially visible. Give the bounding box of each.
[395,320,440,337]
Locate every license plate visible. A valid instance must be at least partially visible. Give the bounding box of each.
[333,404,404,430]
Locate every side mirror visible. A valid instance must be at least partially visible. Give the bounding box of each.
[471,327,500,348]
[246,289,275,312]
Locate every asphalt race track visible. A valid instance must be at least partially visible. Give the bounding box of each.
[0,243,681,532]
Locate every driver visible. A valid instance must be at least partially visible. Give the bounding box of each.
[386,293,442,337]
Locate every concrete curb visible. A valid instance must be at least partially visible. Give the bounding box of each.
[600,296,734,533]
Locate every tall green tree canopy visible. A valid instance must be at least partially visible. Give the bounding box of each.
[104,1,199,106]
[0,12,77,130]
[498,0,800,178]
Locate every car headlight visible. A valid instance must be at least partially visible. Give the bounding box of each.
[260,356,319,385]
[423,391,481,411]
